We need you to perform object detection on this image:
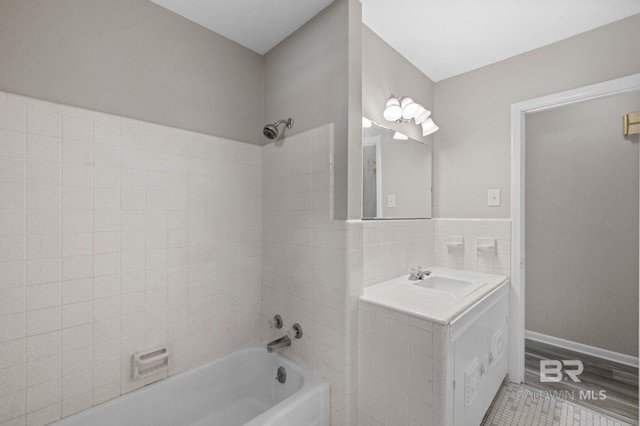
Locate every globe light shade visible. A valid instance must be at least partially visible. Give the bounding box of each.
[401,97,420,120]
[383,96,402,121]
[393,131,409,140]
[421,118,439,136]
[414,106,432,124]
[362,117,373,128]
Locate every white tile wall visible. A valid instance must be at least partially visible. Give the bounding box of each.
[0,92,262,425]
[362,218,510,289]
[358,301,440,426]
[261,124,362,426]
[433,218,511,276]
[362,220,435,287]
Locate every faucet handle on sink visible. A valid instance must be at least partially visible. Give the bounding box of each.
[410,266,431,280]
[409,266,422,280]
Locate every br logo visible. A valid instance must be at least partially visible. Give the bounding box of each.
[539,360,584,382]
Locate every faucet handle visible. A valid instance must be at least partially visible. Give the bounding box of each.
[287,323,303,339]
[270,314,283,329]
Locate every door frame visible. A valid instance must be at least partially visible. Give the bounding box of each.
[509,73,640,383]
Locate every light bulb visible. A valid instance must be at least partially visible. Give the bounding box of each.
[414,106,431,124]
[401,97,420,120]
[383,96,402,121]
[421,118,439,136]
[393,131,409,140]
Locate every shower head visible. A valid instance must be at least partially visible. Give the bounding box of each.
[263,118,294,140]
[262,124,278,140]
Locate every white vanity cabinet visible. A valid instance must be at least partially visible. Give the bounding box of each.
[359,268,509,426]
[446,282,509,426]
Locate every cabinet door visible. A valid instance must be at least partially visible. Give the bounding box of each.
[452,288,509,426]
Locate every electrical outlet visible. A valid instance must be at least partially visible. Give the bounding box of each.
[488,189,501,207]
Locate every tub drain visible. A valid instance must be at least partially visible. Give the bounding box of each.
[276,366,286,384]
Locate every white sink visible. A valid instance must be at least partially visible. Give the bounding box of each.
[410,275,486,297]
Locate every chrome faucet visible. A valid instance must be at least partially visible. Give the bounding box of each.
[409,266,431,281]
[267,335,291,353]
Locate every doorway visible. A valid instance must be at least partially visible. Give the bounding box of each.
[509,74,640,399]
[523,90,639,423]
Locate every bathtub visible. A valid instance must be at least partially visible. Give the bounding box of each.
[52,343,330,426]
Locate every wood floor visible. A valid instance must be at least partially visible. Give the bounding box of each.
[525,338,639,425]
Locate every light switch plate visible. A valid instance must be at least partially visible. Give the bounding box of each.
[387,194,396,208]
[488,189,501,207]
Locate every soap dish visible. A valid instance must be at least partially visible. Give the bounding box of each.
[446,236,464,250]
[477,237,496,254]
[132,347,169,379]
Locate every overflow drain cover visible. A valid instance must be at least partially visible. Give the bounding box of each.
[276,366,286,384]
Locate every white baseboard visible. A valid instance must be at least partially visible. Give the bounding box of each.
[525,330,639,368]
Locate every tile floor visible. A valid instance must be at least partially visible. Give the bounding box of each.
[481,382,634,426]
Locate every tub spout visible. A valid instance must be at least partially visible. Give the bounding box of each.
[267,335,291,353]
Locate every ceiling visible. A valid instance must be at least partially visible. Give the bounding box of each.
[149,0,334,55]
[362,0,640,81]
[149,0,640,82]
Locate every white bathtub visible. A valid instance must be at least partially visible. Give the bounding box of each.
[52,343,330,426]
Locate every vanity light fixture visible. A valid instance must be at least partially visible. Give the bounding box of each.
[362,117,373,128]
[383,94,438,135]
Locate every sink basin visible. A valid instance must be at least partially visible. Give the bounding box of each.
[410,275,486,297]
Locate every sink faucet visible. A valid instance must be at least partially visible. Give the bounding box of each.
[409,266,431,281]
[267,335,291,353]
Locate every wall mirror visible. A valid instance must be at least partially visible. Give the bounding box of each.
[362,117,432,219]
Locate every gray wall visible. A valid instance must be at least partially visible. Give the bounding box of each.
[263,0,362,220]
[433,13,640,218]
[525,92,639,356]
[0,0,264,144]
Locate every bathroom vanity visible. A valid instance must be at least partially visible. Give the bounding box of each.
[358,267,509,426]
